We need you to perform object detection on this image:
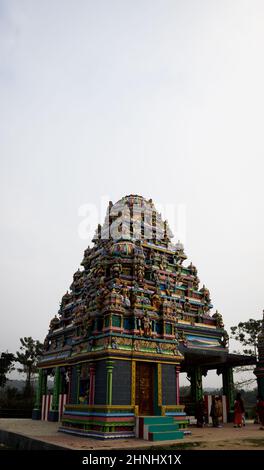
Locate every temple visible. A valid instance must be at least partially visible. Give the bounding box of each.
[33,195,255,439]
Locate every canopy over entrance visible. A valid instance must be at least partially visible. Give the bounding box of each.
[179,345,256,372]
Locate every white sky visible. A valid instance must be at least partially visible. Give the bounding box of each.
[1,1,263,387]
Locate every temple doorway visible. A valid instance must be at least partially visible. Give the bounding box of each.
[135,362,154,415]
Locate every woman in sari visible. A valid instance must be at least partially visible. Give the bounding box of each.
[233,393,245,428]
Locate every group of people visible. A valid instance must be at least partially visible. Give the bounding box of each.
[195,395,223,428]
[195,393,264,429]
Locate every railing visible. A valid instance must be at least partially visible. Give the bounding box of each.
[160,404,185,416]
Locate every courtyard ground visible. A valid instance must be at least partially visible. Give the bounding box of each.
[0,419,264,450]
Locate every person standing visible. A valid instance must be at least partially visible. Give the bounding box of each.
[210,397,219,427]
[233,393,245,428]
[215,396,223,427]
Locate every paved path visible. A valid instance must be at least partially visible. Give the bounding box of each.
[0,419,264,450]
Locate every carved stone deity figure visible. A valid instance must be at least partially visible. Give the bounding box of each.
[142,313,152,337]
[135,262,145,283]
[152,268,160,285]
[111,261,122,278]
[212,310,224,328]
[159,255,168,271]
[121,287,131,307]
[151,290,161,310]
[49,315,60,331]
[178,330,187,346]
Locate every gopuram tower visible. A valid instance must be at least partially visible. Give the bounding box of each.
[33,195,255,439]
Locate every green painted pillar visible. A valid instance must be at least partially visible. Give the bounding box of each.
[222,367,234,418]
[34,369,43,409]
[32,369,44,420]
[106,360,114,405]
[48,367,61,421]
[189,366,203,402]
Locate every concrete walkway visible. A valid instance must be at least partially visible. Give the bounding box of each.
[0,419,264,450]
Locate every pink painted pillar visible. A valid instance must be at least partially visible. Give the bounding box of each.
[176,366,180,405]
[89,364,96,405]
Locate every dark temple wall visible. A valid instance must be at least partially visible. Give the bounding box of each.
[112,360,131,405]
[94,360,107,405]
[162,364,176,405]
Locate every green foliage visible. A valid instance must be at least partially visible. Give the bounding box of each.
[0,352,15,388]
[0,386,34,411]
[230,319,262,356]
[16,337,43,394]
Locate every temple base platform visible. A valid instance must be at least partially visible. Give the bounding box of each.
[59,404,189,440]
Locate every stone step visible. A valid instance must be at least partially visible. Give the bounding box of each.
[147,424,180,433]
[140,416,174,425]
[149,430,184,441]
[173,419,189,428]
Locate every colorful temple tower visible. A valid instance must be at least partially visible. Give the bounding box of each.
[33,195,255,438]
[254,310,264,399]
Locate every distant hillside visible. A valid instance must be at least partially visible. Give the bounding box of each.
[3,379,54,392]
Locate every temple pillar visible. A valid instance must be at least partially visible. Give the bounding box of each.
[106,360,114,405]
[175,365,180,405]
[255,372,264,399]
[188,366,203,403]
[254,310,264,399]
[220,367,234,421]
[32,368,46,420]
[89,363,96,405]
[48,367,61,421]
[66,367,72,404]
[76,364,81,404]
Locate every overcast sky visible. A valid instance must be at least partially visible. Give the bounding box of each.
[1,1,263,387]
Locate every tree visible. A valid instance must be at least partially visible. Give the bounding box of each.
[230,318,262,388]
[230,318,262,357]
[16,337,43,395]
[0,352,15,388]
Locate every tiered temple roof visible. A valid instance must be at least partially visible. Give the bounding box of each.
[40,195,230,368]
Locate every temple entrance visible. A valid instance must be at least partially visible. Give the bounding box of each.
[135,362,154,415]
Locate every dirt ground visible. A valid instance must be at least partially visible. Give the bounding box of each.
[0,419,264,450]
